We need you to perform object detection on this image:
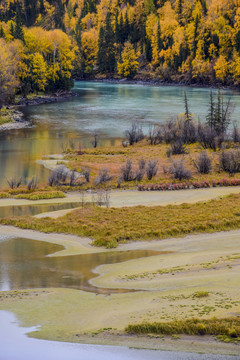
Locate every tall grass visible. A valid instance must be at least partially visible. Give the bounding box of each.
[125,318,240,338]
[1,193,240,247]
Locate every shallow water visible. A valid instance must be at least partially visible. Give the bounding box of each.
[1,81,240,187]
[0,311,238,360]
[0,201,82,218]
[0,237,163,294]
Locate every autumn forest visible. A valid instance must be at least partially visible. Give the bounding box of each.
[1,0,240,103]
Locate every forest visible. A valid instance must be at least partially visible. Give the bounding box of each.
[1,0,240,101]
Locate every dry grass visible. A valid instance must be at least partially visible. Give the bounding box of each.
[125,318,240,339]
[15,191,66,200]
[64,141,240,189]
[1,193,240,247]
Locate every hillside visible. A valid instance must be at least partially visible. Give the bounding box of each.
[1,0,240,101]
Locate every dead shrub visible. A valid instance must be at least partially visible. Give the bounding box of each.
[94,168,113,185]
[192,152,212,174]
[218,150,240,175]
[146,159,158,180]
[169,160,192,181]
[120,159,135,181]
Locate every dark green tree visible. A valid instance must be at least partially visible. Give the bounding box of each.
[0,25,5,38]
[97,12,115,75]
[184,91,191,122]
[14,3,24,42]
[145,37,152,61]
[206,91,215,129]
[97,26,106,73]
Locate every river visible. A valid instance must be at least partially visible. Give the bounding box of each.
[0,81,239,187]
[1,82,240,359]
[1,311,238,360]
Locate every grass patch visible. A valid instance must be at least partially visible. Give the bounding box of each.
[1,193,240,247]
[15,191,66,200]
[125,318,240,340]
[0,107,13,125]
[193,291,210,298]
[0,192,10,198]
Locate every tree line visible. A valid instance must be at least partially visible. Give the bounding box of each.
[2,0,240,104]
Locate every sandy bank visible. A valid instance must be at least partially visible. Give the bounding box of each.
[0,288,239,356]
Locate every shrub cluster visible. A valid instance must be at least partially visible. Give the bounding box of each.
[138,178,240,191]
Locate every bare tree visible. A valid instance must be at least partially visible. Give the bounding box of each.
[125,123,144,145]
[81,167,90,182]
[191,152,212,174]
[27,176,38,190]
[169,160,192,180]
[94,168,113,185]
[6,176,22,189]
[146,160,158,180]
[218,150,240,175]
[120,159,135,181]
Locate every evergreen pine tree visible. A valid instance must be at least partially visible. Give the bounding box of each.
[105,12,115,75]
[97,26,106,73]
[214,89,222,133]
[145,37,152,61]
[39,0,45,14]
[235,31,240,54]
[119,13,124,44]
[115,12,120,43]
[184,91,191,122]
[206,91,215,129]
[14,3,24,42]
[124,11,129,42]
[10,21,15,38]
[0,25,5,38]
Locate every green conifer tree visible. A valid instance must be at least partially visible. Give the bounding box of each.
[0,25,5,38]
[14,3,24,42]
[206,91,215,129]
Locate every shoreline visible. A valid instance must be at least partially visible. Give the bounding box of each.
[0,287,239,356]
[16,91,77,107]
[0,91,78,132]
[76,77,240,92]
[0,227,239,355]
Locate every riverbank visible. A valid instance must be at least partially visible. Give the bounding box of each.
[77,77,240,92]
[0,107,32,132]
[0,91,78,133]
[16,91,77,107]
[0,310,238,359]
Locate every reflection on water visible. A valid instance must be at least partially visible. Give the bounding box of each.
[0,237,163,294]
[0,202,82,218]
[2,311,235,360]
[1,81,240,186]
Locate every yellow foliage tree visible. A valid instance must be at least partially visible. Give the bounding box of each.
[214,55,228,82]
[118,42,139,79]
[29,53,48,91]
[0,38,22,107]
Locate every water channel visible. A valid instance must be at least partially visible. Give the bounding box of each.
[1,81,240,187]
[1,82,240,358]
